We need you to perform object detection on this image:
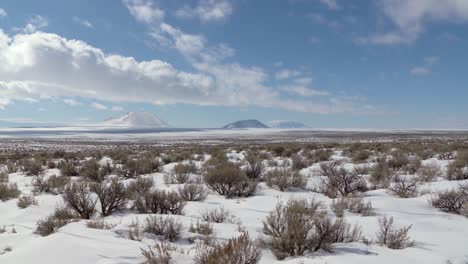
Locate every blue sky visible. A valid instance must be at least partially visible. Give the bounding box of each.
[0,0,467,128]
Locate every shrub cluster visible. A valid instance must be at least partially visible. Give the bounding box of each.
[316,161,367,198]
[204,162,256,198]
[265,168,306,191]
[376,216,413,249]
[144,215,184,242]
[134,190,186,215]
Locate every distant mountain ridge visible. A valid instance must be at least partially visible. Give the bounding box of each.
[267,120,307,128]
[222,119,268,129]
[101,111,170,128]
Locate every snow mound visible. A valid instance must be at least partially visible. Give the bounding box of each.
[222,119,269,129]
[267,120,307,128]
[101,111,170,128]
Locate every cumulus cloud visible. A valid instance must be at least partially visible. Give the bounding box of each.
[122,0,164,24]
[73,16,93,28]
[359,0,468,45]
[91,102,107,110]
[21,15,48,33]
[175,0,233,22]
[318,0,340,10]
[280,85,329,97]
[64,99,81,106]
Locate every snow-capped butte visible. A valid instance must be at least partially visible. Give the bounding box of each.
[267,120,308,128]
[222,119,269,129]
[101,111,170,128]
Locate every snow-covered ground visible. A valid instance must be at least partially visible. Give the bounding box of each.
[1,146,468,264]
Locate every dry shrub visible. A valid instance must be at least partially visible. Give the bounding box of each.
[370,158,394,189]
[351,150,372,163]
[195,232,261,264]
[265,168,306,191]
[189,221,214,236]
[0,171,8,183]
[144,215,184,242]
[244,155,265,180]
[141,243,174,264]
[446,151,468,181]
[128,177,154,198]
[90,179,129,216]
[35,206,77,236]
[387,176,419,198]
[32,174,69,195]
[20,159,43,176]
[376,216,413,249]
[118,158,162,179]
[81,159,105,182]
[58,160,79,176]
[128,218,143,241]
[63,182,97,219]
[431,186,468,215]
[263,199,360,259]
[418,161,443,182]
[167,162,197,184]
[86,219,116,230]
[316,161,367,198]
[312,148,333,163]
[204,162,256,198]
[177,184,208,201]
[0,183,20,201]
[388,151,410,171]
[17,195,38,208]
[404,157,421,175]
[291,154,309,170]
[200,207,234,223]
[331,197,374,217]
[134,190,186,215]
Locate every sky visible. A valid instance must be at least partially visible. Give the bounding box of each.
[0,0,467,129]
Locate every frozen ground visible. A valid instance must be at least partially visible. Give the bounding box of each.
[1,135,468,264]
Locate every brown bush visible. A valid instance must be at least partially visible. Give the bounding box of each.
[58,160,79,176]
[177,184,208,201]
[17,195,38,208]
[265,168,306,191]
[195,232,261,264]
[144,215,184,242]
[134,190,186,215]
[166,162,197,184]
[141,243,173,264]
[370,158,394,189]
[244,155,265,180]
[90,179,129,216]
[316,161,367,198]
[32,174,69,195]
[351,150,372,163]
[331,197,374,217]
[446,151,468,180]
[86,219,115,230]
[81,159,105,182]
[291,154,309,170]
[20,159,44,176]
[0,183,20,201]
[418,161,443,182]
[204,162,256,197]
[189,221,214,236]
[35,206,77,236]
[387,176,419,198]
[431,187,468,215]
[118,158,162,179]
[127,177,154,198]
[263,199,360,259]
[200,207,234,223]
[388,151,410,171]
[63,183,97,219]
[376,216,413,249]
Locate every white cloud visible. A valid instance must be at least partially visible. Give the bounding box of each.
[112,106,124,111]
[275,69,301,80]
[122,0,164,24]
[280,85,329,97]
[318,0,340,10]
[91,102,107,110]
[22,15,48,33]
[0,8,7,17]
[424,56,439,65]
[359,0,468,45]
[64,99,81,106]
[176,0,233,22]
[411,67,430,75]
[73,17,93,28]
